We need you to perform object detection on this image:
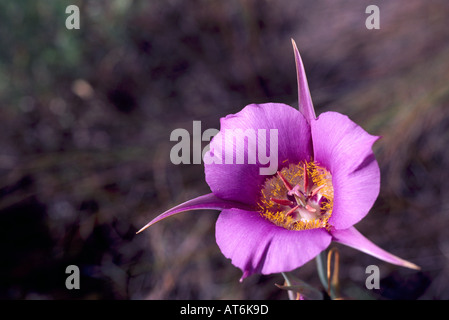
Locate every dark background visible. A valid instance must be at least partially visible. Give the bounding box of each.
[1,0,448,299]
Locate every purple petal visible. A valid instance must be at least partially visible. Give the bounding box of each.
[332,227,420,270]
[136,193,252,234]
[215,208,332,280]
[205,103,312,205]
[311,111,381,229]
[291,39,316,124]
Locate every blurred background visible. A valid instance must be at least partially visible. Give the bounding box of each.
[1,0,448,299]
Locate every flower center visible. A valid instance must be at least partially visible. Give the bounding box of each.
[258,161,334,231]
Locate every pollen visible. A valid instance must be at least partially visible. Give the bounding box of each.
[258,161,334,231]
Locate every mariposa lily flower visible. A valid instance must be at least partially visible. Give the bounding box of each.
[138,40,419,281]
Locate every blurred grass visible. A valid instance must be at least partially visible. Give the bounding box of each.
[0,0,448,299]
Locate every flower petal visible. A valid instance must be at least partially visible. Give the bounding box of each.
[136,193,252,234]
[332,227,420,270]
[215,208,332,280]
[205,103,312,205]
[311,111,381,229]
[292,39,316,124]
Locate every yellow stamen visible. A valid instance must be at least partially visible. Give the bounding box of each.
[258,161,334,231]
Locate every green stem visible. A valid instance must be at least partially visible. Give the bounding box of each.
[281,272,295,300]
[316,250,328,292]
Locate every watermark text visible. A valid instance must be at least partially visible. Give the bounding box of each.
[170,121,279,175]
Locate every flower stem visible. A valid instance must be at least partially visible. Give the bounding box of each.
[316,250,328,292]
[281,272,296,300]
[316,249,341,299]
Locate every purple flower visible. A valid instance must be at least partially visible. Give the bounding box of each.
[138,40,419,281]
